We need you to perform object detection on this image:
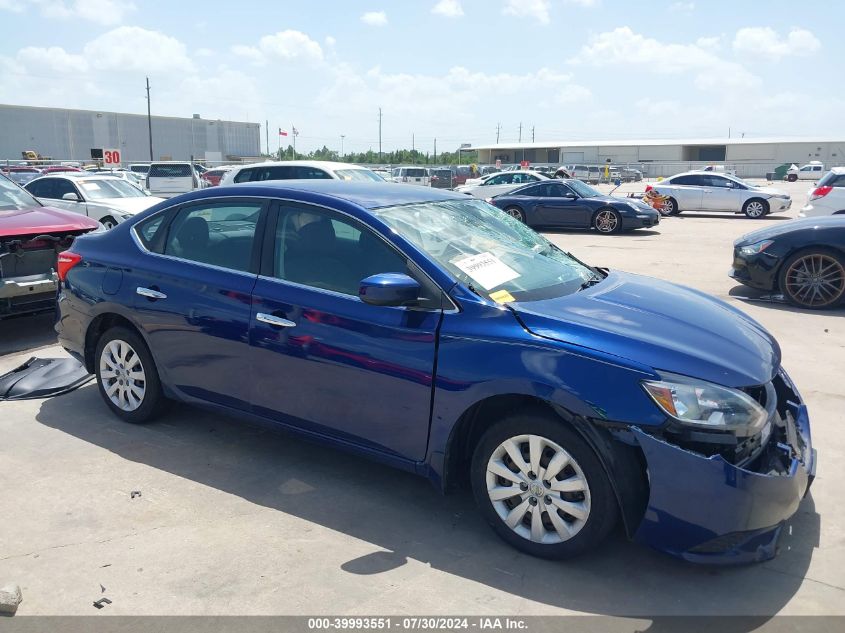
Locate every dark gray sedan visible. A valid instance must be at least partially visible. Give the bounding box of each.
[490,179,660,234]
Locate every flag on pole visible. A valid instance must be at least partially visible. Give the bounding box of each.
[279,128,288,136]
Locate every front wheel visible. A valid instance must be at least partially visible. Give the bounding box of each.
[471,411,618,559]
[95,326,166,423]
[779,248,845,309]
[743,198,769,218]
[661,197,680,216]
[504,206,526,223]
[593,208,622,234]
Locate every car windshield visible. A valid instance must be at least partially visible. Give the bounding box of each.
[372,198,595,302]
[333,169,384,182]
[0,175,41,210]
[568,180,600,198]
[78,179,146,199]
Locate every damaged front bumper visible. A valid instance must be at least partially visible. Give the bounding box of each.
[631,388,816,565]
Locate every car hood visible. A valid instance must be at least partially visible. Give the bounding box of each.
[0,205,100,237]
[91,196,165,215]
[512,270,780,387]
[735,215,845,246]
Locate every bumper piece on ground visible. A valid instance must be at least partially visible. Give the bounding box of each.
[0,357,92,401]
[631,401,815,564]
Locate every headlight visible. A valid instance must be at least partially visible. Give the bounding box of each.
[642,372,767,437]
[738,240,773,256]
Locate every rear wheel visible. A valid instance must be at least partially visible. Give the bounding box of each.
[471,410,618,559]
[779,248,845,309]
[787,174,798,182]
[593,208,622,234]
[95,326,165,423]
[743,198,769,218]
[504,206,526,223]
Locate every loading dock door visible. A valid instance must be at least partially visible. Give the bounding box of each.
[563,152,584,163]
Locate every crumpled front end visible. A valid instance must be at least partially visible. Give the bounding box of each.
[632,370,816,564]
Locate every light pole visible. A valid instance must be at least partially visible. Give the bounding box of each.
[340,134,345,159]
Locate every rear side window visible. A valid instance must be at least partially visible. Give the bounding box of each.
[671,175,703,186]
[136,214,166,249]
[163,202,262,273]
[234,168,256,183]
[405,168,427,178]
[818,172,845,187]
[149,164,192,178]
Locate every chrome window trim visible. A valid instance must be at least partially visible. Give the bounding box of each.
[129,194,460,311]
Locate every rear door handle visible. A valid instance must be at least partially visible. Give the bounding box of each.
[136,287,167,300]
[256,312,296,328]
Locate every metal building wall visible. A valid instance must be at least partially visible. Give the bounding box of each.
[0,104,261,163]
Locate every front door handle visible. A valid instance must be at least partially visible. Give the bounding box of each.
[136,286,167,300]
[256,312,296,328]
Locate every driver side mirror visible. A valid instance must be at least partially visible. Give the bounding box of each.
[359,273,421,307]
[62,192,82,202]
[564,192,578,199]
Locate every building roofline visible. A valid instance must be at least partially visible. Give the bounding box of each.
[0,103,259,127]
[469,138,845,150]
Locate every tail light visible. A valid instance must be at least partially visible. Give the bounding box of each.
[645,185,653,192]
[809,185,833,201]
[57,251,82,281]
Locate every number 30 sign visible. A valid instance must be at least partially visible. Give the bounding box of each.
[103,149,121,165]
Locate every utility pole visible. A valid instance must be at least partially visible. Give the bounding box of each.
[518,122,522,143]
[265,120,269,156]
[340,134,345,159]
[496,123,501,144]
[412,133,415,153]
[145,77,153,161]
[292,125,298,160]
[433,138,437,164]
[378,107,383,162]
[531,126,535,142]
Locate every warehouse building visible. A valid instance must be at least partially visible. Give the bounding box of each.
[0,104,261,164]
[470,138,845,178]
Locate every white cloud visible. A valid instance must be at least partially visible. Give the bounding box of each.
[432,0,464,17]
[569,26,760,91]
[361,11,388,26]
[17,46,89,73]
[695,35,722,50]
[195,48,214,58]
[733,27,821,59]
[0,0,24,12]
[232,30,324,66]
[32,0,136,26]
[554,84,592,104]
[325,35,337,47]
[502,0,550,24]
[669,1,694,12]
[83,27,194,72]
[565,0,599,6]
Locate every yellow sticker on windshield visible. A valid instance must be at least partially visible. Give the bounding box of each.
[489,290,515,304]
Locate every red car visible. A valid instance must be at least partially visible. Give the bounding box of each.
[39,166,83,175]
[0,173,100,317]
[200,168,230,187]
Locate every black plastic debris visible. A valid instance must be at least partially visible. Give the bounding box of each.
[93,598,111,609]
[0,357,92,401]
[130,491,142,499]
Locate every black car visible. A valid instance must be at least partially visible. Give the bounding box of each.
[731,216,845,309]
[429,168,453,189]
[490,179,660,234]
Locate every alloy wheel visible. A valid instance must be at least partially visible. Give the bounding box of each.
[99,339,146,412]
[485,434,591,544]
[745,201,766,218]
[505,207,525,222]
[594,210,619,233]
[783,253,845,308]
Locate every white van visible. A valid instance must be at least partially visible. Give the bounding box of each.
[146,162,203,198]
[391,167,430,186]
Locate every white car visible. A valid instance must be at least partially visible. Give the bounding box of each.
[146,162,205,198]
[455,170,550,198]
[787,161,824,182]
[800,167,845,218]
[650,171,791,218]
[391,167,430,186]
[220,160,384,186]
[25,174,164,228]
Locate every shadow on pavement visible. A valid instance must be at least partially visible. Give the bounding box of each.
[36,385,819,623]
[671,213,791,221]
[0,311,57,356]
[728,284,845,316]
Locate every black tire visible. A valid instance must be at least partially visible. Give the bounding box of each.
[504,206,526,223]
[592,207,622,235]
[662,197,680,216]
[470,409,618,560]
[100,216,118,229]
[778,248,845,310]
[787,174,798,182]
[742,198,769,218]
[94,326,166,423]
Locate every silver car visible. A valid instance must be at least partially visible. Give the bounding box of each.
[652,171,792,218]
[455,170,550,198]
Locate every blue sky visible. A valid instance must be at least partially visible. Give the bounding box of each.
[1,0,842,154]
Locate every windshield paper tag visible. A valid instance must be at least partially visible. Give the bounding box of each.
[452,252,519,290]
[489,290,515,303]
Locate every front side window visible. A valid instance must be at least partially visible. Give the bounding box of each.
[0,174,42,210]
[485,174,510,185]
[567,180,599,197]
[50,179,79,200]
[292,166,332,179]
[373,198,594,302]
[234,168,256,183]
[163,202,262,273]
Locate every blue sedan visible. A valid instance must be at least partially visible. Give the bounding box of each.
[55,181,814,563]
[490,179,660,234]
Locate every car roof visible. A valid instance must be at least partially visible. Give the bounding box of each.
[184,180,465,210]
[232,160,371,171]
[34,173,123,181]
